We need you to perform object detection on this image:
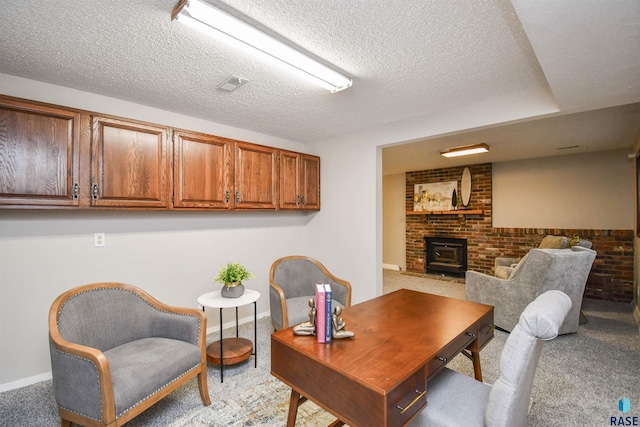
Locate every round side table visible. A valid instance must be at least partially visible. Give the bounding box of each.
[197,289,260,383]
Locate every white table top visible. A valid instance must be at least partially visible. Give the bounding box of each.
[197,289,260,309]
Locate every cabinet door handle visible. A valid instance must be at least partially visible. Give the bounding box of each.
[235,191,240,203]
[467,332,477,338]
[301,195,306,205]
[438,356,447,362]
[296,195,301,205]
[224,190,230,204]
[396,389,426,414]
[71,183,80,199]
[91,183,99,200]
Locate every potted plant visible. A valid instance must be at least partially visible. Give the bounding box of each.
[214,262,255,298]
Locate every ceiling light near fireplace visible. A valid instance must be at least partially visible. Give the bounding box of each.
[171,0,353,93]
[440,143,490,158]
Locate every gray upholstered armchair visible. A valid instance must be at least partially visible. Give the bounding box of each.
[412,290,572,427]
[269,256,352,330]
[48,282,211,427]
[466,246,596,335]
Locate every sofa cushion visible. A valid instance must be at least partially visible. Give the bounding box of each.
[494,265,513,279]
[104,337,201,417]
[538,235,568,249]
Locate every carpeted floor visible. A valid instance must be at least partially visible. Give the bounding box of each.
[1,270,639,426]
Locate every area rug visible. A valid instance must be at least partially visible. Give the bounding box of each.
[169,377,344,427]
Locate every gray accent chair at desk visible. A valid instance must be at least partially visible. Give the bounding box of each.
[411,290,572,427]
[269,256,352,330]
[48,282,211,427]
[466,246,596,335]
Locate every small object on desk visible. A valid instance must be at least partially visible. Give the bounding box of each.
[332,306,355,339]
[293,298,317,336]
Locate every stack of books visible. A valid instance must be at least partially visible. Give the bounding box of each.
[315,284,332,343]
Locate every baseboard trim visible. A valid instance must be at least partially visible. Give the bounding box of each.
[0,372,52,393]
[383,263,401,271]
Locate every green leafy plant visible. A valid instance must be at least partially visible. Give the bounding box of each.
[214,262,255,287]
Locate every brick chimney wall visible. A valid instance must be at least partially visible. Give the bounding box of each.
[405,163,634,302]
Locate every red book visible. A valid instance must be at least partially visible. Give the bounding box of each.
[315,284,326,343]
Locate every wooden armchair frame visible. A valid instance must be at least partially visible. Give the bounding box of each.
[269,256,352,331]
[49,282,211,427]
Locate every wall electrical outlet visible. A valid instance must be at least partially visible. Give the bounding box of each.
[94,233,106,247]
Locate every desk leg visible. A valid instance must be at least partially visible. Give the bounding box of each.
[287,389,301,427]
[254,301,258,368]
[219,308,224,383]
[471,350,482,382]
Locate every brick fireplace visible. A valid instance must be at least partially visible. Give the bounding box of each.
[405,163,634,302]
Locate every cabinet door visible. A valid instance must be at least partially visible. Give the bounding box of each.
[278,150,301,209]
[173,130,234,209]
[91,116,169,208]
[0,98,80,207]
[301,154,320,210]
[234,142,277,209]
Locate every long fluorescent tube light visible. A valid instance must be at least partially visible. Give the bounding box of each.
[172,0,353,93]
[440,143,490,158]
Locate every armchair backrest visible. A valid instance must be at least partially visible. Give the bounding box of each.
[52,283,197,351]
[270,256,350,307]
[485,290,571,427]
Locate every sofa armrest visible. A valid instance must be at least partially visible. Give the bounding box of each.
[465,270,538,332]
[49,337,115,424]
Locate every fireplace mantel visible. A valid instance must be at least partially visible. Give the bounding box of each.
[407,210,483,215]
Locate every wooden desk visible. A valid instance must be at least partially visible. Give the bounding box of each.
[271,289,494,427]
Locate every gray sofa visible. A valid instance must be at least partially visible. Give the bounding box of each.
[466,246,596,335]
[494,235,592,279]
[49,282,211,427]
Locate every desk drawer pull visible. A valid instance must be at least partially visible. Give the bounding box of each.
[481,323,495,334]
[438,356,447,362]
[467,332,477,337]
[396,389,427,414]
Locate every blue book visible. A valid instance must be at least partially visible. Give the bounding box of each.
[324,284,332,343]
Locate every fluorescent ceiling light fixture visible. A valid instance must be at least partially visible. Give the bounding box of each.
[440,143,490,158]
[172,0,353,93]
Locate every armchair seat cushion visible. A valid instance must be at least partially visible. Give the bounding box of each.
[285,296,345,327]
[104,337,202,417]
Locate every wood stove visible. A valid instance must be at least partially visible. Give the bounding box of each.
[425,237,468,277]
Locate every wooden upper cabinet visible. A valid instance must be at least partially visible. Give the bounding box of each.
[279,150,320,210]
[91,116,170,208]
[300,154,320,210]
[234,142,277,209]
[0,98,81,207]
[173,130,234,209]
[279,150,301,209]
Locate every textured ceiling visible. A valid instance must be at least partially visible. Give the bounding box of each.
[0,0,639,173]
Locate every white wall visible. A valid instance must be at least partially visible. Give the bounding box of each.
[304,139,383,304]
[493,149,634,229]
[383,173,406,270]
[0,75,312,388]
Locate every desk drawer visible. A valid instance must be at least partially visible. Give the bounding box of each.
[388,365,427,427]
[467,310,495,352]
[427,328,476,380]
